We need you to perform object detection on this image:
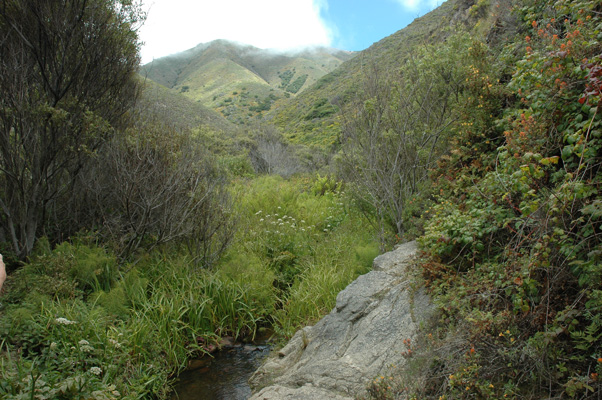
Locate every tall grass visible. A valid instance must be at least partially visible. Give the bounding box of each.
[0,174,380,398]
[226,175,379,337]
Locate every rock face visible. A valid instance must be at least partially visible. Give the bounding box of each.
[249,241,433,399]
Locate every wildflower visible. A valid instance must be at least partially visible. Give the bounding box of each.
[80,344,94,353]
[89,367,102,375]
[324,229,328,232]
[531,20,537,28]
[255,210,262,215]
[260,218,264,222]
[55,317,77,325]
[597,357,602,363]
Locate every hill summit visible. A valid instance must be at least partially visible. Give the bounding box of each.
[140,40,355,124]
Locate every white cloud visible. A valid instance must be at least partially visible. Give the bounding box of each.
[391,0,442,11]
[138,0,333,63]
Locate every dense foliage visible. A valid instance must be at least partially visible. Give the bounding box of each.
[394,0,602,398]
[0,0,143,259]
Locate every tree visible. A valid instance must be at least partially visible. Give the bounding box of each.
[248,124,301,177]
[338,35,474,243]
[81,115,236,266]
[0,0,143,258]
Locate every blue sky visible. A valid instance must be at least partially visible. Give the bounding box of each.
[320,0,440,51]
[138,0,442,64]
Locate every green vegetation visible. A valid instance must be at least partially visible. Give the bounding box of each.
[358,0,602,398]
[286,74,308,94]
[4,0,601,398]
[279,69,295,87]
[0,176,378,398]
[304,98,338,121]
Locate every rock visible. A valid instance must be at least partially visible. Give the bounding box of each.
[220,336,235,348]
[187,358,210,371]
[252,384,353,400]
[249,241,433,399]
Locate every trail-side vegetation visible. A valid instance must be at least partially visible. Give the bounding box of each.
[0,176,378,399]
[358,0,602,398]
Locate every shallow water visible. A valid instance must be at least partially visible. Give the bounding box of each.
[171,344,270,400]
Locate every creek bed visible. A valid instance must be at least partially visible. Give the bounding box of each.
[171,342,271,400]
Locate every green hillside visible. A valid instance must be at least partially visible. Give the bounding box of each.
[138,77,236,134]
[140,40,354,124]
[270,0,516,146]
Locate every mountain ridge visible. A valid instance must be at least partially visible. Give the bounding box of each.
[139,39,355,124]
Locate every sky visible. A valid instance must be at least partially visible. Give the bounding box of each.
[138,0,444,64]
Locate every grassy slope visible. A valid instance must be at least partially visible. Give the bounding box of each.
[139,77,236,134]
[269,0,497,146]
[139,40,354,124]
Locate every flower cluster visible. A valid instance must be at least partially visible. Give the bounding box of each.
[78,339,94,353]
[55,317,77,325]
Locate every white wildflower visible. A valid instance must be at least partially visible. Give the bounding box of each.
[80,345,94,353]
[255,210,262,215]
[260,218,264,222]
[324,229,328,232]
[55,317,77,325]
[277,206,281,209]
[89,367,102,376]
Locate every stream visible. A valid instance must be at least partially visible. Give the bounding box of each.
[171,342,271,400]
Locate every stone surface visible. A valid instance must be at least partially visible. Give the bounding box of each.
[249,241,433,399]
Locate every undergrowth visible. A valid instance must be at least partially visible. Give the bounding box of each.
[0,174,379,398]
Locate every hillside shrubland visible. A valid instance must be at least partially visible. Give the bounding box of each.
[359,0,602,398]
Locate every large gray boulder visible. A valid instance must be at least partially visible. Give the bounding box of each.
[249,241,433,399]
